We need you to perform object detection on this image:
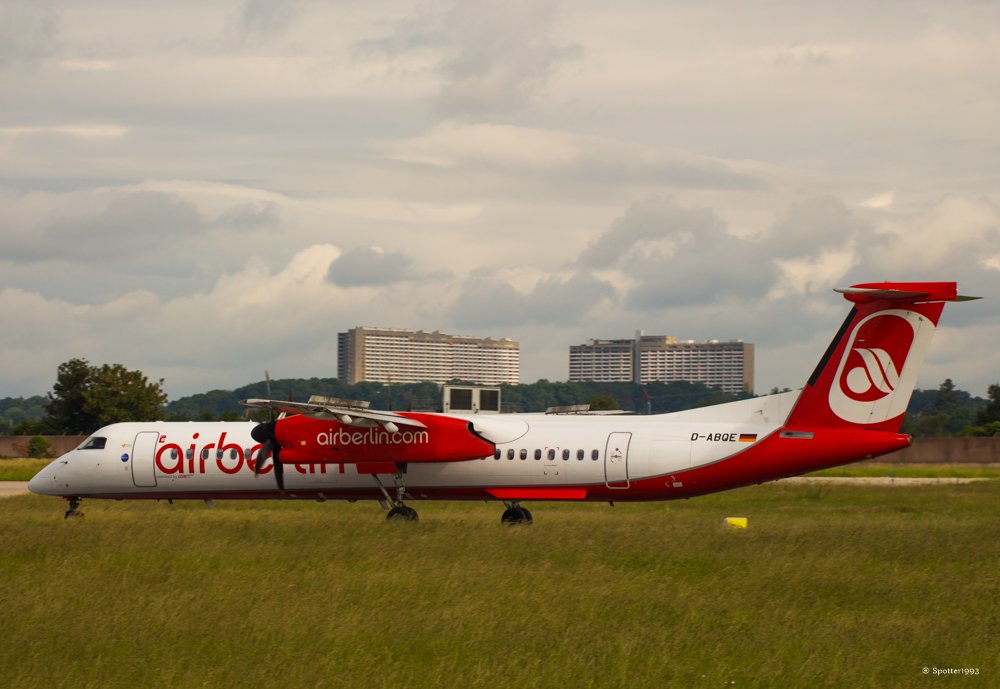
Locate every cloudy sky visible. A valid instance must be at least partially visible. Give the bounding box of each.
[1,0,999,400]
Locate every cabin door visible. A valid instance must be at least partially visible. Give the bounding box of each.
[131,432,159,487]
[604,432,631,488]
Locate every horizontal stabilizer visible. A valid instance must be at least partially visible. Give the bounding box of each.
[834,282,980,304]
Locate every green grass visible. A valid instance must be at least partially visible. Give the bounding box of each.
[804,462,1000,478]
[2,484,998,688]
[0,458,52,480]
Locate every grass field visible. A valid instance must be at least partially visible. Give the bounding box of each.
[805,463,1000,479]
[1,482,998,688]
[0,459,51,480]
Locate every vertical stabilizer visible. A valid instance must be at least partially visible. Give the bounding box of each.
[784,282,974,432]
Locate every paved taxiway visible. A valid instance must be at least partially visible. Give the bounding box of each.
[0,482,31,498]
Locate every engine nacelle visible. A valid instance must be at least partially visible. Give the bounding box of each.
[273,413,494,464]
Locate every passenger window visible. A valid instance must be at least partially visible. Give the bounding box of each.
[531,449,539,460]
[186,448,194,460]
[592,449,599,460]
[494,448,501,459]
[547,449,555,460]
[562,449,570,461]
[576,449,584,460]
[216,449,224,460]
[507,449,515,460]
[171,449,178,460]
[79,437,107,450]
[519,449,527,460]
[244,448,251,460]
[230,449,239,460]
[201,448,210,460]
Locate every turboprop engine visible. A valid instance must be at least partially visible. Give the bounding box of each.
[268,412,496,472]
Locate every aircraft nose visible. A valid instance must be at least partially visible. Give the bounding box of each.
[28,462,58,496]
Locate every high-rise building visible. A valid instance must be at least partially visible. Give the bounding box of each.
[568,339,636,383]
[337,327,520,385]
[569,330,753,394]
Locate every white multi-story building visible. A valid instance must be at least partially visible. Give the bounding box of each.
[569,331,753,395]
[337,327,519,385]
[568,339,636,383]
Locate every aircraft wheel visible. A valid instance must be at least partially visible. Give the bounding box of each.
[387,505,418,522]
[501,507,531,525]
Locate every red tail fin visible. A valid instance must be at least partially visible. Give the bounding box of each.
[784,282,975,432]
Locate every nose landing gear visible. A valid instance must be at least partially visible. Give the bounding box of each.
[63,497,83,519]
[501,501,532,525]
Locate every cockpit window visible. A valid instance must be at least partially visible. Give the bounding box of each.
[79,437,107,450]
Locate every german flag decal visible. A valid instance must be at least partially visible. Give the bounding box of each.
[738,433,757,443]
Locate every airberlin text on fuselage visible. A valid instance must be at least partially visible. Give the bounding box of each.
[316,429,430,446]
[155,431,266,476]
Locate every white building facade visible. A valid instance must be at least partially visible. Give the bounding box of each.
[569,332,753,395]
[338,327,519,385]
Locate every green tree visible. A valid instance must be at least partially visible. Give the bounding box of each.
[923,379,964,416]
[958,421,1000,437]
[11,418,58,435]
[586,393,620,411]
[83,364,167,427]
[46,358,99,434]
[44,359,167,434]
[27,435,57,459]
[976,384,1000,425]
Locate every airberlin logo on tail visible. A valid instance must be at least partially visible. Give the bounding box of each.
[843,347,900,401]
[828,310,932,424]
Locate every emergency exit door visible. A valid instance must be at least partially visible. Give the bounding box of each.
[604,432,631,488]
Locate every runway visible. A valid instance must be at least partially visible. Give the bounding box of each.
[0,481,31,498]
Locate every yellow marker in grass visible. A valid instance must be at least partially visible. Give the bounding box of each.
[725,517,747,530]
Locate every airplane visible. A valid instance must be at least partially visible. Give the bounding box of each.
[28,281,978,523]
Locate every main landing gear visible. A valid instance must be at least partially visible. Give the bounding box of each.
[373,464,419,522]
[64,497,83,519]
[501,501,532,525]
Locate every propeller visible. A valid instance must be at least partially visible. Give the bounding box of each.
[249,372,294,491]
[251,419,284,492]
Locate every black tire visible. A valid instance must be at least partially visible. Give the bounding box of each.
[501,507,530,525]
[387,506,418,522]
[519,507,533,523]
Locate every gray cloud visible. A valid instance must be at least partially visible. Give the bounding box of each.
[768,196,868,258]
[439,0,582,114]
[45,191,206,260]
[577,195,871,310]
[0,3,58,68]
[450,271,614,328]
[212,201,280,232]
[236,0,299,41]
[356,0,581,114]
[0,191,282,264]
[327,246,413,287]
[578,196,726,269]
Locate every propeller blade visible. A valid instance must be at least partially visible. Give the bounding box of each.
[272,448,284,492]
[253,439,272,478]
[250,420,283,490]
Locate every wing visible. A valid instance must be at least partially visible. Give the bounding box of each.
[239,398,427,430]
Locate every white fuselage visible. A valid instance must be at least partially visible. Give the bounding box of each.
[29,392,801,500]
